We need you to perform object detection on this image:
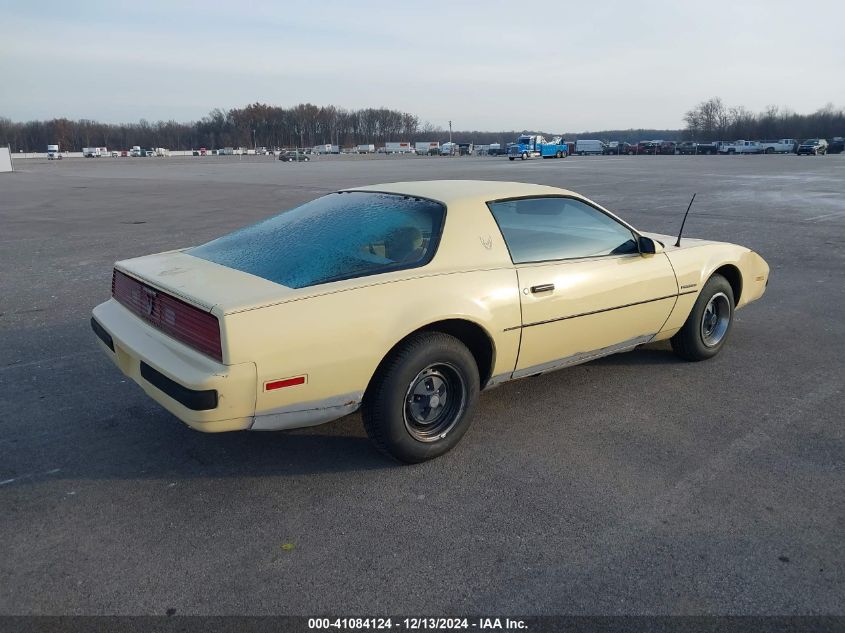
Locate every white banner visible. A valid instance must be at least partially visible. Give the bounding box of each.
[0,147,13,172]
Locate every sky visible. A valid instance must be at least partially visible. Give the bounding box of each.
[1,0,843,131]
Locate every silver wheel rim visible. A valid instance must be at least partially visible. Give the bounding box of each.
[701,292,731,347]
[403,363,466,442]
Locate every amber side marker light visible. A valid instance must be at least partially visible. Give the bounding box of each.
[265,375,307,391]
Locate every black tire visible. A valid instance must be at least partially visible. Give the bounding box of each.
[362,332,480,463]
[521,152,528,160]
[671,274,735,361]
[508,157,515,161]
[556,150,563,158]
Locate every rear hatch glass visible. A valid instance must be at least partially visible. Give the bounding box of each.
[189,192,445,289]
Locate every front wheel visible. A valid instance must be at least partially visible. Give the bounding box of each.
[671,274,735,361]
[509,156,515,161]
[362,332,480,463]
[521,152,528,160]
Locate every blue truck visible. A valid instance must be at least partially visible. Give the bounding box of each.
[507,135,568,160]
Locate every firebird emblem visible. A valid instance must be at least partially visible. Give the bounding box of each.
[479,235,493,250]
[142,287,157,316]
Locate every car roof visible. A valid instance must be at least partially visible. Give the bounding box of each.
[344,180,575,205]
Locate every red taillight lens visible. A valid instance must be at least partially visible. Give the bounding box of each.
[112,269,223,362]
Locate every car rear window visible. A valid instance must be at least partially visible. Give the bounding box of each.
[189,192,445,289]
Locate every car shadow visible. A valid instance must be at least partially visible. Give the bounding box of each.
[2,320,681,487]
[587,341,679,367]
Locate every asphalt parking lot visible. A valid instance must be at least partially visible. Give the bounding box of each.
[1,153,843,616]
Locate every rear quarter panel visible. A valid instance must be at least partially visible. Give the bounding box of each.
[224,270,522,417]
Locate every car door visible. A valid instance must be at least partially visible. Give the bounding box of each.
[487,196,679,377]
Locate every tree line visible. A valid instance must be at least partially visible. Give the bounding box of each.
[1,99,842,152]
[0,103,425,152]
[683,97,844,141]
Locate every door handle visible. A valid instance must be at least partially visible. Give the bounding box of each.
[530,283,555,294]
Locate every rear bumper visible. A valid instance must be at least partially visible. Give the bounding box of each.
[91,299,257,432]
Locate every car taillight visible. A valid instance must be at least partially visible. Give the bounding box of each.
[111,269,223,362]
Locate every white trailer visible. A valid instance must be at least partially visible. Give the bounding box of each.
[356,144,375,154]
[384,142,413,154]
[82,147,102,157]
[415,141,440,155]
[313,144,339,154]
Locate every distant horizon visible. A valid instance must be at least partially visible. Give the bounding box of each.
[2,102,840,139]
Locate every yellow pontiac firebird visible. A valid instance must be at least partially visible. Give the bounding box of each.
[91,180,769,462]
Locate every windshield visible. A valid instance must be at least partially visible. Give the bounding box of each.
[803,139,818,144]
[189,192,446,289]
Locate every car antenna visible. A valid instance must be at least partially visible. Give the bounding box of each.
[675,193,697,248]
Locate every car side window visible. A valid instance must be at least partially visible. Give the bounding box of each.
[487,197,639,264]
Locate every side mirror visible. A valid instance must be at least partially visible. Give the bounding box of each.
[638,235,664,255]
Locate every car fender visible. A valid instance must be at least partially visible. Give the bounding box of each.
[657,241,769,335]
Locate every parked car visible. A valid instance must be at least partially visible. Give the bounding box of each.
[574,139,605,155]
[603,141,633,155]
[828,137,844,154]
[279,150,310,162]
[657,141,677,155]
[635,141,658,155]
[91,180,769,463]
[796,139,828,155]
[757,139,798,154]
[692,141,720,155]
[677,141,698,155]
[719,141,763,154]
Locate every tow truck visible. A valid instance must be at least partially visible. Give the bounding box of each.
[508,135,568,160]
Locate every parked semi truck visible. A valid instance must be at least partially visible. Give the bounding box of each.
[47,144,62,160]
[356,144,375,153]
[508,135,568,160]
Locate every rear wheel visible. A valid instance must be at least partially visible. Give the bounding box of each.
[671,274,735,361]
[556,150,563,158]
[362,332,480,463]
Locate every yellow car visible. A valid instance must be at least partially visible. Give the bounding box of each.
[91,180,769,462]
